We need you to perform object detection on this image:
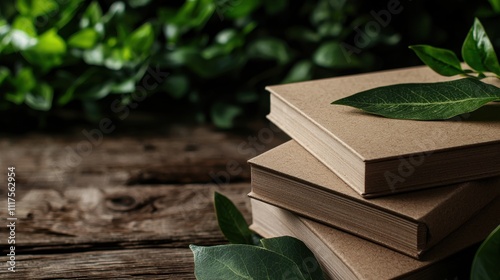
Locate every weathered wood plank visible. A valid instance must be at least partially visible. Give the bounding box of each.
[0,123,287,278]
[0,183,251,252]
[0,248,195,279]
[0,124,287,192]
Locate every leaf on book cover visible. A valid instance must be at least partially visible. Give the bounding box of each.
[261,236,325,280]
[471,225,500,280]
[214,192,257,245]
[462,18,500,76]
[190,244,306,280]
[331,78,500,120]
[409,45,465,76]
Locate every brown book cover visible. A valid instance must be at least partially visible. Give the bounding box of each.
[251,198,500,280]
[248,140,500,258]
[266,66,500,196]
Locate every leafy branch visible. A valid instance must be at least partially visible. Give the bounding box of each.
[410,18,500,79]
[332,18,500,120]
[190,192,325,280]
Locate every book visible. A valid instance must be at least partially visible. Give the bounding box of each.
[266,66,500,196]
[248,140,500,258]
[250,198,500,280]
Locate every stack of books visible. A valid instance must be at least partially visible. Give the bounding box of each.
[248,66,500,279]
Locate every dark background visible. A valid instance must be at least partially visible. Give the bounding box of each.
[1,0,498,132]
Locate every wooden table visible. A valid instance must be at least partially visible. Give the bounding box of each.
[0,122,288,279]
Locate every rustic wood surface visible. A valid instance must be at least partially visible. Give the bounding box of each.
[0,122,288,279]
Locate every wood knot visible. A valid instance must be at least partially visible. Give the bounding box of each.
[143,144,156,151]
[105,195,138,211]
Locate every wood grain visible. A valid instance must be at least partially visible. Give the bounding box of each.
[0,248,196,279]
[0,183,252,252]
[0,122,288,278]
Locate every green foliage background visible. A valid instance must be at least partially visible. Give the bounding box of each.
[0,0,498,131]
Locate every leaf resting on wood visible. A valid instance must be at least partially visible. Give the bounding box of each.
[331,78,500,120]
[191,236,325,280]
[214,192,257,245]
[190,243,306,280]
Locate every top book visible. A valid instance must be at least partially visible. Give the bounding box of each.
[266,66,500,197]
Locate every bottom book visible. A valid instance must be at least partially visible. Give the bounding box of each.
[250,198,500,280]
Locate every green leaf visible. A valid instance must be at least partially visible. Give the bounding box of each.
[8,30,37,51]
[25,82,53,111]
[22,29,67,70]
[215,28,239,45]
[221,0,261,19]
[202,29,244,59]
[332,78,500,120]
[190,0,216,27]
[126,22,154,55]
[489,0,500,12]
[16,0,58,18]
[0,67,9,86]
[0,20,8,41]
[68,28,99,49]
[314,41,360,69]
[283,60,313,84]
[78,82,113,100]
[161,0,215,28]
[247,37,290,64]
[462,18,500,75]
[101,2,125,24]
[7,16,37,51]
[160,46,198,66]
[54,0,84,29]
[57,68,97,105]
[12,16,36,37]
[110,78,135,94]
[409,45,464,76]
[5,91,27,105]
[104,46,133,70]
[190,244,306,280]
[211,102,243,129]
[6,67,36,104]
[214,192,254,245]
[318,22,342,38]
[12,67,36,94]
[261,237,325,280]
[80,1,102,28]
[83,44,105,65]
[471,225,500,280]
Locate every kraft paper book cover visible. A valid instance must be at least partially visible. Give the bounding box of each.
[250,198,500,280]
[266,65,500,196]
[248,140,500,258]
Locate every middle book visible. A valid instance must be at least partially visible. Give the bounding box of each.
[248,140,500,259]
